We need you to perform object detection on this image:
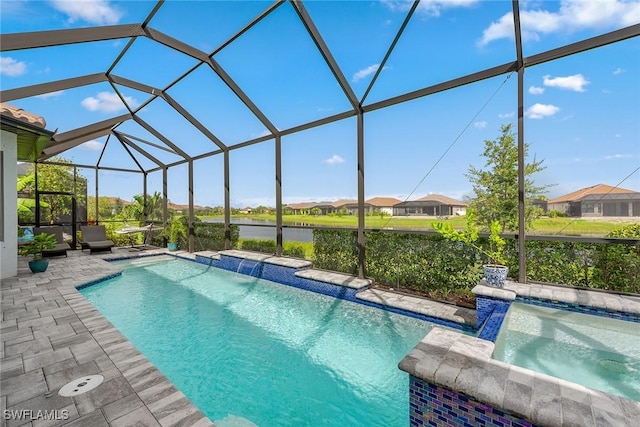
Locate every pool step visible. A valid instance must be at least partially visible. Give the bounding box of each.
[219,250,312,269]
[294,269,371,289]
[357,289,476,326]
[192,251,221,260]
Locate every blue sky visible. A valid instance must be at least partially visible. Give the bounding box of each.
[1,0,639,207]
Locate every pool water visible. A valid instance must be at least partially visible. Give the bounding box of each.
[494,303,640,401]
[80,256,435,426]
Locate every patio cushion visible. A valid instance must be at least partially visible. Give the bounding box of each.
[34,226,70,258]
[80,226,115,254]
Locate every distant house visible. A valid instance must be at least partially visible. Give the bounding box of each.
[366,197,401,216]
[285,202,317,215]
[393,194,467,216]
[332,199,373,215]
[530,198,548,213]
[548,184,640,217]
[308,201,335,215]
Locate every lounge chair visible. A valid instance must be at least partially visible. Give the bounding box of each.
[80,225,115,254]
[34,226,70,258]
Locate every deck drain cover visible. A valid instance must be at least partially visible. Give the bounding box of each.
[598,359,630,373]
[59,375,104,397]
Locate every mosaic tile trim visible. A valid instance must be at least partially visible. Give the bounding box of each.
[516,296,640,323]
[476,295,508,329]
[477,301,510,342]
[103,252,167,263]
[409,376,540,427]
[75,272,122,290]
[195,254,220,267]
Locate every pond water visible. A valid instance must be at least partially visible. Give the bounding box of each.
[203,218,314,242]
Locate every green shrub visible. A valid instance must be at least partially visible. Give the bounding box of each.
[548,210,566,218]
[366,231,483,294]
[150,221,239,251]
[312,227,639,295]
[237,239,309,258]
[283,243,306,258]
[193,222,239,251]
[517,240,595,287]
[591,224,640,293]
[240,239,276,254]
[312,229,358,275]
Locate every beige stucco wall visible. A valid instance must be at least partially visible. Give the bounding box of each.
[1,130,18,279]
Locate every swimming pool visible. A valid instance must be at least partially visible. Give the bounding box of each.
[80,256,436,426]
[493,302,640,401]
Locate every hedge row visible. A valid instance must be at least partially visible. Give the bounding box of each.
[239,239,307,258]
[149,221,240,252]
[312,226,640,294]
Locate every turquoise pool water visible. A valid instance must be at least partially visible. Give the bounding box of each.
[80,256,435,426]
[494,303,640,401]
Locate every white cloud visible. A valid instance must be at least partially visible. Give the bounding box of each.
[352,64,390,83]
[615,133,621,138]
[251,129,272,139]
[543,74,590,92]
[525,103,560,119]
[528,86,545,95]
[79,140,103,151]
[323,155,345,165]
[613,67,626,75]
[382,0,479,17]
[604,153,634,160]
[35,90,64,99]
[479,0,640,45]
[50,0,122,25]
[498,112,515,119]
[474,121,487,129]
[81,91,138,113]
[0,56,27,76]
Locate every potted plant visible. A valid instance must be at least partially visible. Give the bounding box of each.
[161,216,188,251]
[432,210,509,287]
[19,232,57,273]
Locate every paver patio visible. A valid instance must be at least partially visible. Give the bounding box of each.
[1,248,213,427]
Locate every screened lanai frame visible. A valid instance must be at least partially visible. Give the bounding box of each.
[2,0,639,282]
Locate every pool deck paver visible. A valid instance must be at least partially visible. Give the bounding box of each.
[506,280,640,313]
[1,249,214,427]
[474,280,640,314]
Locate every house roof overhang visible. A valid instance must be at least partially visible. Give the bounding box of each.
[0,113,55,161]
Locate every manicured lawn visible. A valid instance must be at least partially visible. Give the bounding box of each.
[200,214,631,236]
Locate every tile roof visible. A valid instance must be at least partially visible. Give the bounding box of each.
[548,184,638,204]
[332,199,360,207]
[0,102,46,128]
[415,194,467,205]
[286,202,317,209]
[366,197,402,207]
